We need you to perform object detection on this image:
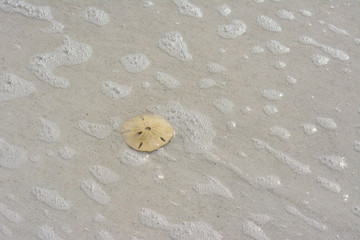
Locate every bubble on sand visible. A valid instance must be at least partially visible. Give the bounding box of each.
[0,0,63,33]
[217,19,247,39]
[0,203,24,223]
[318,155,347,171]
[301,123,317,135]
[269,126,290,141]
[29,36,92,88]
[218,4,231,16]
[312,54,329,66]
[277,10,295,20]
[299,9,312,17]
[38,118,60,143]
[101,81,132,101]
[193,176,233,199]
[206,63,227,73]
[96,230,115,240]
[250,46,264,54]
[198,78,216,89]
[172,0,202,18]
[81,179,111,205]
[263,105,278,115]
[0,73,36,102]
[37,225,63,240]
[285,206,327,231]
[0,138,27,169]
[120,149,150,167]
[158,31,192,61]
[254,175,281,189]
[243,221,270,240]
[76,120,112,139]
[170,221,222,240]
[154,72,180,89]
[31,186,71,210]
[316,176,341,193]
[262,89,283,100]
[120,53,150,73]
[266,40,290,54]
[286,75,297,84]
[81,7,109,26]
[59,146,76,160]
[316,117,337,130]
[257,15,281,32]
[212,98,234,114]
[89,165,119,184]
[274,61,286,69]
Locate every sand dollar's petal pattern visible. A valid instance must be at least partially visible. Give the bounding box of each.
[121,115,174,152]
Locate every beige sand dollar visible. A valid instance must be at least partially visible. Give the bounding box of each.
[121,115,174,152]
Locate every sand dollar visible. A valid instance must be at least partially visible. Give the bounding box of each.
[121,115,174,152]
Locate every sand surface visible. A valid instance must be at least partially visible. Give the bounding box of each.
[0,0,360,239]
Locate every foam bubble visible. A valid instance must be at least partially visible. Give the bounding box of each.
[257,15,281,32]
[212,98,234,114]
[299,9,312,17]
[1,225,12,237]
[248,214,272,225]
[158,31,192,61]
[0,0,63,33]
[93,213,105,222]
[262,89,283,100]
[29,36,92,88]
[318,155,347,171]
[263,105,278,115]
[285,206,327,231]
[59,146,76,160]
[253,138,311,174]
[206,63,227,73]
[254,175,281,189]
[286,75,297,84]
[154,72,180,89]
[0,73,36,102]
[242,221,270,240]
[269,126,290,141]
[198,78,216,89]
[139,208,170,229]
[101,81,132,101]
[89,165,119,184]
[38,118,60,143]
[217,19,247,39]
[312,54,329,66]
[218,4,231,16]
[316,117,337,130]
[266,40,289,54]
[274,61,286,69]
[37,225,63,240]
[119,149,150,167]
[250,45,264,54]
[76,120,112,139]
[354,140,360,152]
[226,121,236,131]
[172,0,202,18]
[81,7,109,26]
[143,1,154,8]
[316,176,341,193]
[31,186,71,210]
[298,35,349,61]
[277,10,295,20]
[147,101,215,154]
[301,123,317,135]
[81,179,111,205]
[0,138,27,169]
[327,23,349,36]
[193,176,233,199]
[0,203,24,223]
[120,53,150,73]
[170,221,222,240]
[96,230,115,240]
